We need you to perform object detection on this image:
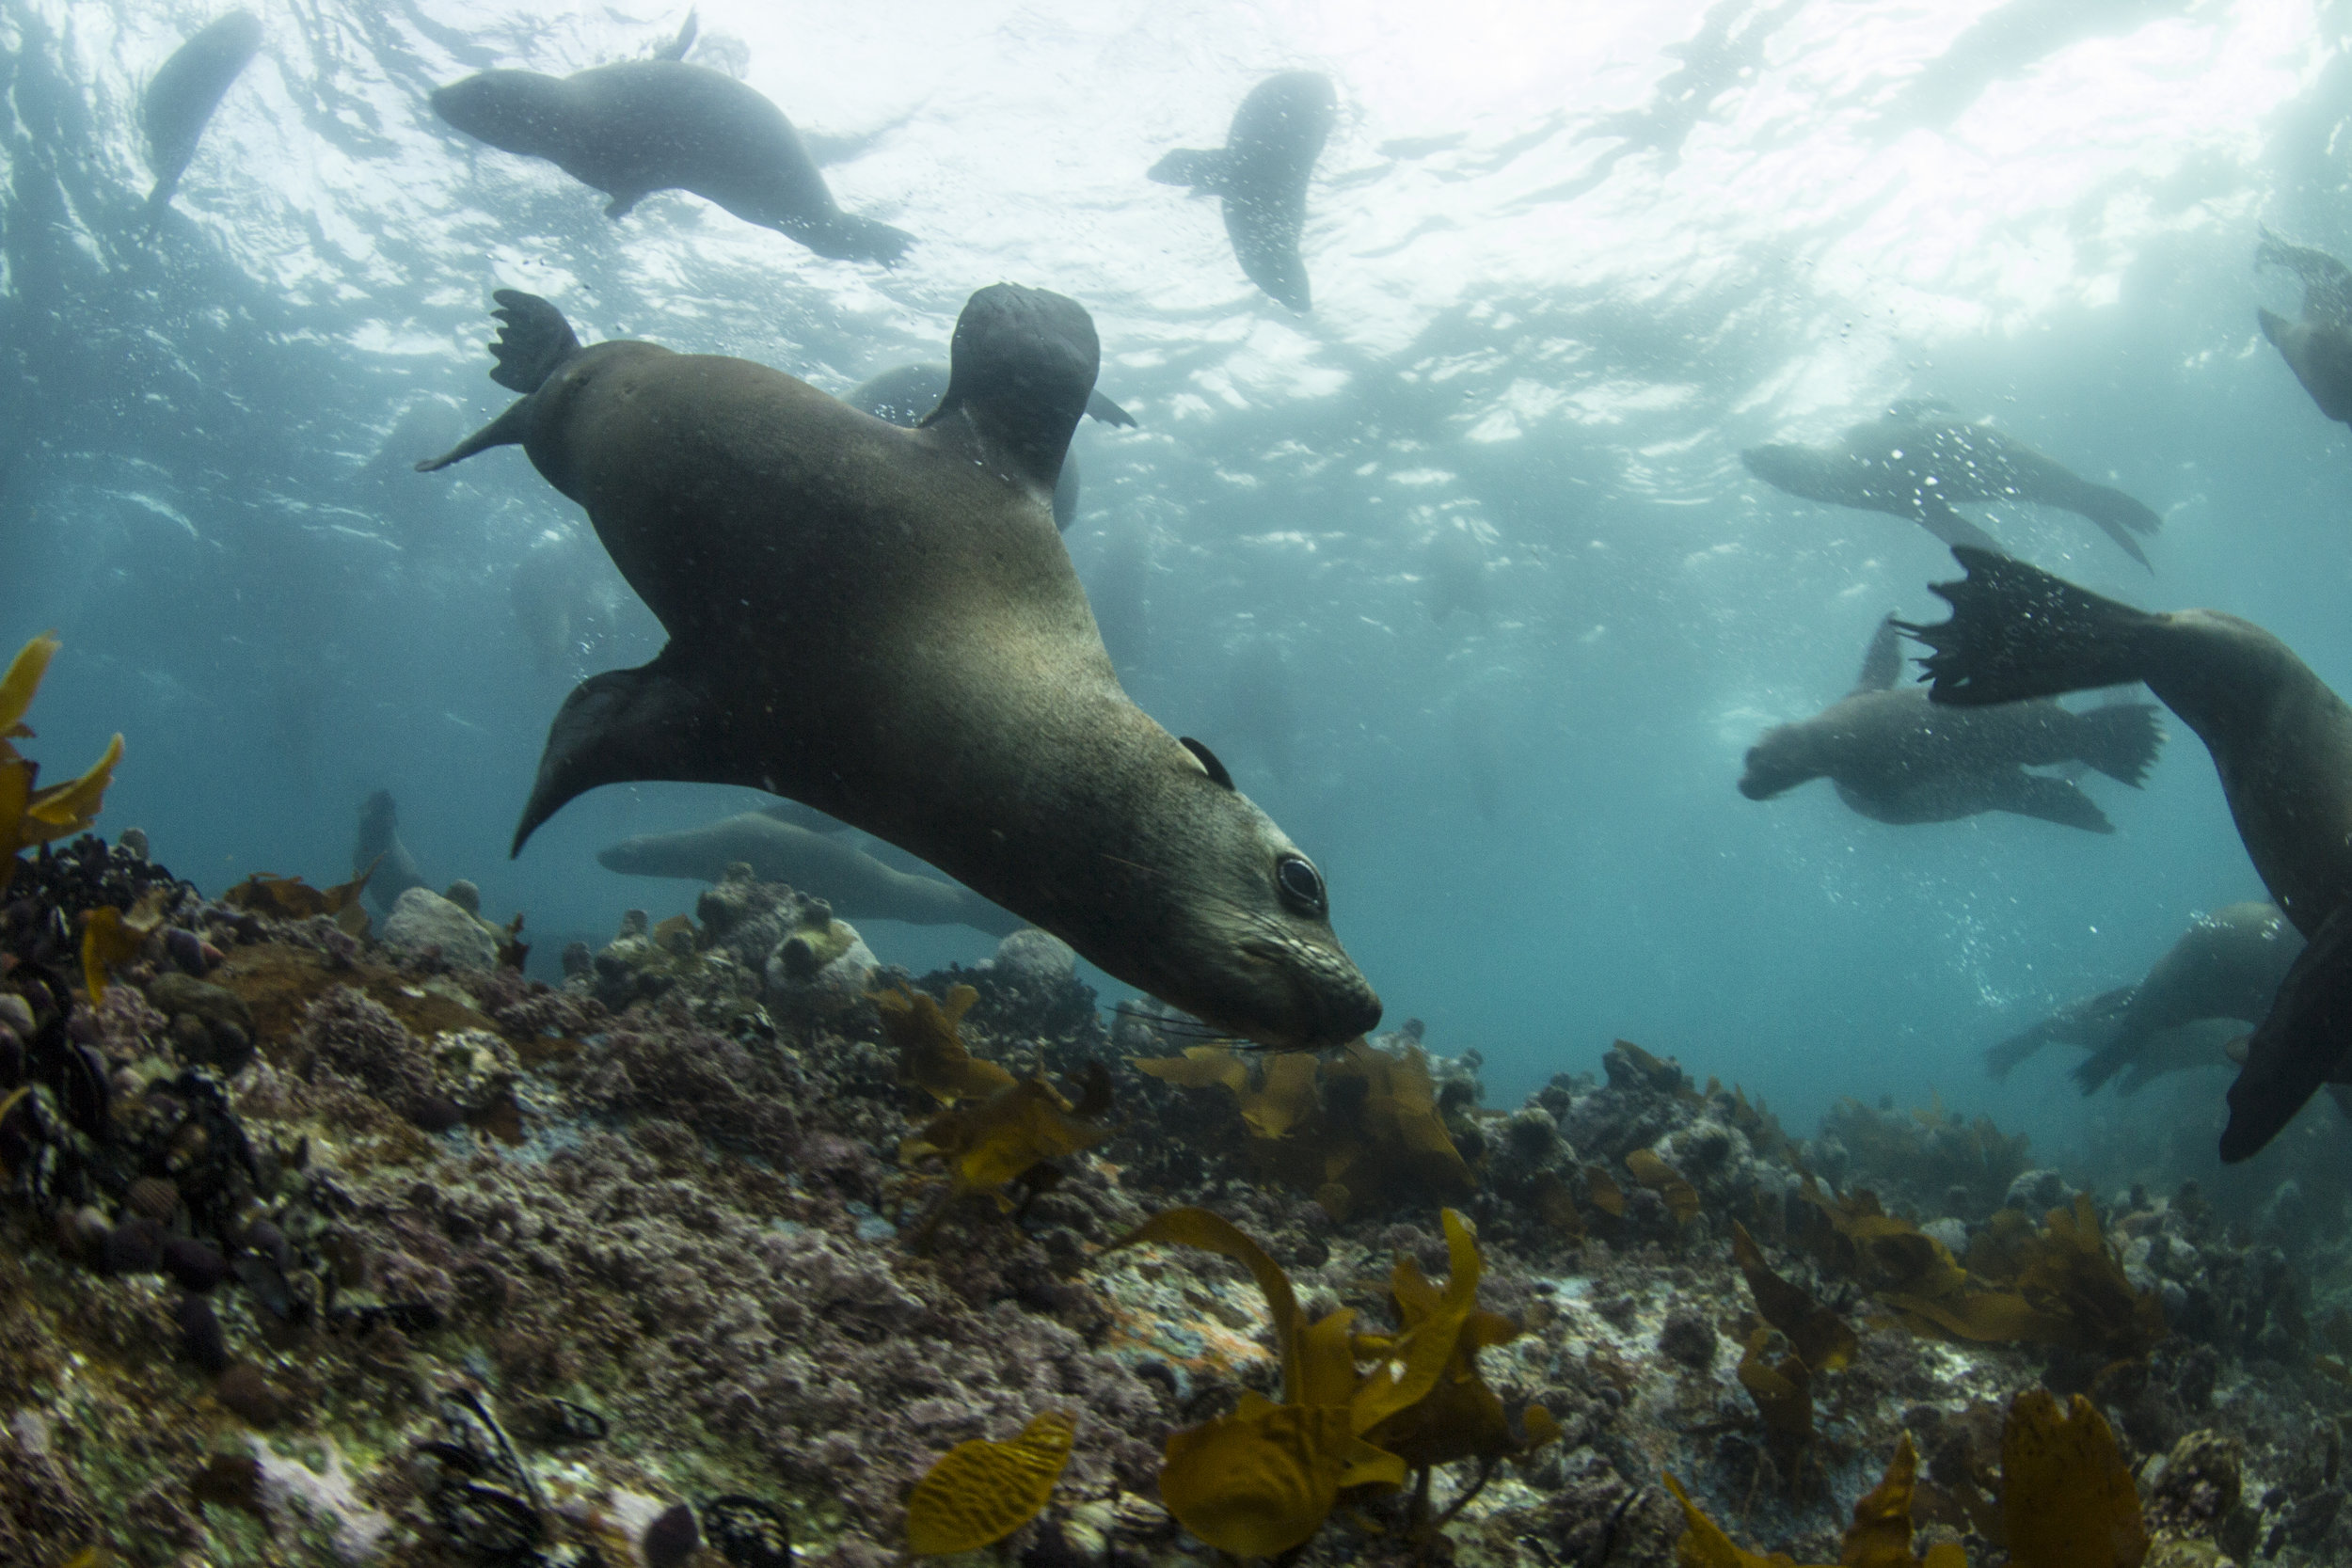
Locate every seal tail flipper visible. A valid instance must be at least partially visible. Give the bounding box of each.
[1086,389,1138,428]
[2071,1023,2149,1095]
[1910,492,2003,553]
[1896,546,2160,707]
[2070,702,2164,786]
[1984,770,2113,832]
[513,647,771,855]
[1148,147,1232,193]
[2058,481,2160,570]
[2220,898,2352,1162]
[1983,1030,2045,1080]
[797,213,914,266]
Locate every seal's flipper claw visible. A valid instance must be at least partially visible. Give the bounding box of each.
[487,290,582,393]
[1896,548,2155,707]
[2222,900,2352,1162]
[513,649,767,855]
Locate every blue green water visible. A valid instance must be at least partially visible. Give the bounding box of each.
[4,0,2348,1157]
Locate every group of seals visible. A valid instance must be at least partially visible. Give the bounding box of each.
[1741,404,2161,568]
[1150,71,1337,312]
[1739,615,2162,832]
[1987,900,2301,1095]
[418,283,1380,1050]
[141,10,262,225]
[1901,546,2352,1160]
[845,362,1135,531]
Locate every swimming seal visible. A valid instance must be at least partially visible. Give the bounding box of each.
[142,11,262,224]
[1742,404,2160,568]
[430,58,911,264]
[418,284,1378,1049]
[598,807,1024,938]
[847,361,1135,531]
[352,790,430,916]
[1987,900,2300,1093]
[1150,71,1336,311]
[1738,613,2161,832]
[1901,546,2352,1160]
[2255,227,2352,427]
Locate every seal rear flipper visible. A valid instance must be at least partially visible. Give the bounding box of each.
[1897,547,2160,706]
[1985,771,2113,833]
[2220,898,2352,1162]
[1086,390,1138,428]
[414,400,532,472]
[1148,147,1231,193]
[485,289,581,394]
[1987,982,2134,1079]
[512,649,770,855]
[2070,702,2164,786]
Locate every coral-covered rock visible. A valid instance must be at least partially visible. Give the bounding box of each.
[382,886,499,972]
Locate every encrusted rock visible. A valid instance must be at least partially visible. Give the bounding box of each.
[383,887,499,972]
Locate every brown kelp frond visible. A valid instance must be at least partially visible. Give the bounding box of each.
[2001,1388,2148,1568]
[1730,1221,1856,1373]
[878,982,1014,1104]
[1666,1433,1969,1567]
[903,1407,1077,1555]
[1737,1326,1814,1473]
[898,1065,1114,1245]
[223,854,380,938]
[1133,1042,1319,1137]
[0,632,125,897]
[1626,1147,1700,1225]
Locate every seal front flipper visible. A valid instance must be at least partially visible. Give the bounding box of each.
[1850,614,1904,694]
[1981,770,2114,832]
[415,291,584,470]
[1899,547,2158,706]
[2220,898,2352,1161]
[1148,147,1232,194]
[1086,389,1138,428]
[513,645,769,855]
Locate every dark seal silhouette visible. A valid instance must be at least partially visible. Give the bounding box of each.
[1738,614,2161,832]
[1902,547,2352,1162]
[431,58,911,263]
[846,361,1134,531]
[1988,901,2301,1094]
[1742,404,2160,568]
[1150,71,1335,311]
[142,10,262,223]
[2256,227,2352,426]
[416,285,1378,1050]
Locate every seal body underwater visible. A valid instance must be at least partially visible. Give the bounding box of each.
[142,10,262,223]
[2255,227,2352,426]
[1902,546,2352,1160]
[598,807,1024,938]
[431,58,911,264]
[1150,71,1336,311]
[846,361,1135,531]
[419,284,1378,1050]
[1987,900,2301,1093]
[1737,614,2162,832]
[1741,404,2160,568]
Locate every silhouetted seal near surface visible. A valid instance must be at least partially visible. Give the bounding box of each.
[1150,71,1335,311]
[430,59,911,263]
[1742,404,2160,568]
[847,361,1135,531]
[1737,614,2161,832]
[1987,901,2301,1093]
[418,284,1378,1049]
[2256,228,2352,426]
[1902,546,2352,1161]
[599,807,1023,938]
[142,11,262,222]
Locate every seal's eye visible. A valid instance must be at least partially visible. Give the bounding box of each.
[1275,854,1327,916]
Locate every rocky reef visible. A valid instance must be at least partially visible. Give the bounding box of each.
[6,825,2352,1566]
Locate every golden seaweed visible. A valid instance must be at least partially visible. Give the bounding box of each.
[1664,1435,1966,1568]
[1586,1164,1626,1217]
[0,632,124,895]
[223,857,377,937]
[1730,1222,1855,1373]
[904,1407,1077,1554]
[1626,1147,1700,1225]
[880,984,1014,1105]
[1737,1327,1813,1472]
[2001,1388,2148,1568]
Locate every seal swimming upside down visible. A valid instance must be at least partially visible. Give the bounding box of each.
[142,10,262,224]
[1150,71,1336,312]
[1738,614,2162,832]
[847,361,1135,532]
[1741,404,2161,569]
[430,57,911,264]
[1987,900,2301,1094]
[1901,546,2352,1160]
[2255,227,2352,427]
[418,283,1378,1050]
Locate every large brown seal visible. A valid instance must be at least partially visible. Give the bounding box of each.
[1901,546,2352,1160]
[430,58,911,264]
[1738,614,2162,832]
[1987,900,2301,1093]
[2256,227,2352,427]
[418,284,1378,1050]
[1741,404,2160,568]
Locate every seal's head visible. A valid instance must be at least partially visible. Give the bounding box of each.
[925,284,1097,489]
[1738,722,1821,800]
[431,71,571,160]
[1740,442,1838,503]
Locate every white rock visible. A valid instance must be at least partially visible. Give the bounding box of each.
[382,887,499,972]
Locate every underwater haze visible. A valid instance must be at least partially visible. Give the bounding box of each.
[4,0,2346,1153]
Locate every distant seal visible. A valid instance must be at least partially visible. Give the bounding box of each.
[418,284,1378,1049]
[847,361,1136,531]
[1150,71,1336,311]
[1737,614,2162,832]
[598,807,1024,938]
[1902,546,2352,1160]
[142,11,262,223]
[2255,227,2352,426]
[430,58,911,263]
[1742,404,2160,568]
[1987,901,2301,1093]
[352,790,430,916]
